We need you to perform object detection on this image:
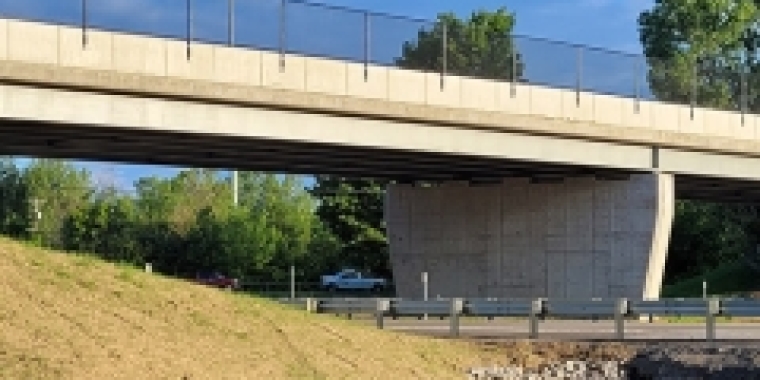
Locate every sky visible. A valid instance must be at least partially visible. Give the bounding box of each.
[3,0,655,190]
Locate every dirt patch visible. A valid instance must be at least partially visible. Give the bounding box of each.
[470,340,641,370]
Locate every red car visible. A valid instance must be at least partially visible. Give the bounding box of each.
[196,272,240,290]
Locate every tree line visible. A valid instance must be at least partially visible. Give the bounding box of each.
[0,158,363,283]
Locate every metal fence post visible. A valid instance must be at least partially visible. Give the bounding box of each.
[741,61,748,126]
[450,298,463,337]
[510,36,517,98]
[634,58,641,114]
[706,297,719,342]
[376,298,389,329]
[690,60,698,120]
[186,0,193,60]
[363,11,370,81]
[576,46,583,107]
[529,298,542,339]
[615,298,628,341]
[440,22,447,90]
[81,0,88,48]
[279,0,286,71]
[228,0,235,46]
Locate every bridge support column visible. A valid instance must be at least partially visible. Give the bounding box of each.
[385,173,674,300]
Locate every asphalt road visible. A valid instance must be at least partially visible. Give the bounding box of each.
[375,319,760,342]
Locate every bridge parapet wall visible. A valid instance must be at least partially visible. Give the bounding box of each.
[0,18,758,158]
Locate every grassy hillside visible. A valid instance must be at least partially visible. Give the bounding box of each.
[662,260,760,298]
[0,237,502,379]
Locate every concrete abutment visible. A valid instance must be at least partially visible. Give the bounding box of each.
[385,173,674,300]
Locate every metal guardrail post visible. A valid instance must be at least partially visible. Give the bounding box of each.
[422,272,428,320]
[615,298,628,341]
[290,265,295,300]
[376,298,389,329]
[706,297,719,342]
[529,298,542,339]
[450,298,463,337]
[305,298,318,313]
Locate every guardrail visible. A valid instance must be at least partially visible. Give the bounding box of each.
[278,297,760,341]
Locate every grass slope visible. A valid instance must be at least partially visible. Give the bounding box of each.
[0,237,501,379]
[662,260,760,298]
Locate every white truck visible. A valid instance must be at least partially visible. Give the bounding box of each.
[321,269,387,292]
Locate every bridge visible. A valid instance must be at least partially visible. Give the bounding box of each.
[0,4,759,302]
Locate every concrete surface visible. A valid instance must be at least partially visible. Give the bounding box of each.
[1,17,760,164]
[386,174,674,300]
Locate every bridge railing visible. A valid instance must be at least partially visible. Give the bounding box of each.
[278,297,760,341]
[0,0,756,117]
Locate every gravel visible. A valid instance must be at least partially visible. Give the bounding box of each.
[467,360,626,379]
[627,344,760,379]
[466,342,760,379]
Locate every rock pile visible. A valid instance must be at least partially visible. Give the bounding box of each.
[466,342,760,379]
[467,360,626,379]
[626,344,760,379]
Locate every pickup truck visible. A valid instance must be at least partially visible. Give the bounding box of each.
[321,269,387,292]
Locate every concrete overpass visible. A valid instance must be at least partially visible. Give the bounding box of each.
[0,18,759,300]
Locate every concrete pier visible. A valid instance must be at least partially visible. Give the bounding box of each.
[386,174,675,300]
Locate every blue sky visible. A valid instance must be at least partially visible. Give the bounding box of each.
[3,0,654,189]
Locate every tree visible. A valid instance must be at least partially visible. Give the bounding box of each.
[237,172,316,281]
[0,158,30,238]
[310,177,390,277]
[638,0,759,110]
[23,159,92,248]
[666,201,751,281]
[61,193,142,263]
[396,8,523,81]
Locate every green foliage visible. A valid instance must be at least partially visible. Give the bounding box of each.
[396,9,523,80]
[0,158,342,284]
[663,259,760,297]
[310,177,389,277]
[666,201,752,282]
[639,0,760,110]
[0,158,30,238]
[23,159,92,248]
